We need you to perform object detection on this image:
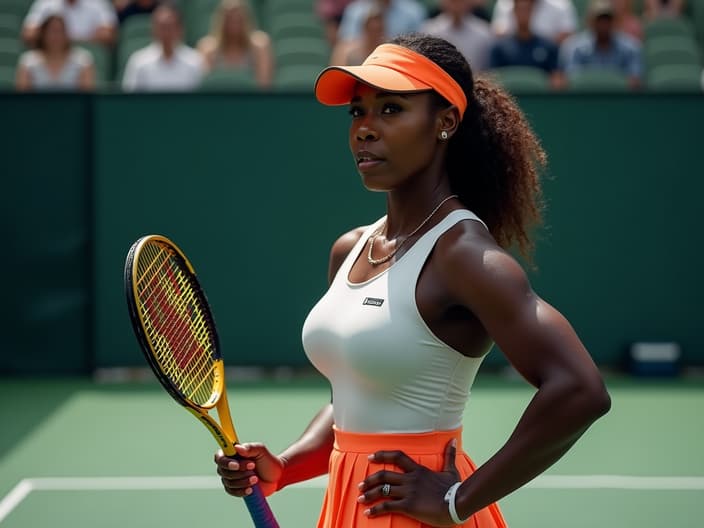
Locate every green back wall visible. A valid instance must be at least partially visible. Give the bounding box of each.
[1,93,701,373]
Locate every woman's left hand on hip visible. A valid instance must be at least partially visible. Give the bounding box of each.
[357,438,463,526]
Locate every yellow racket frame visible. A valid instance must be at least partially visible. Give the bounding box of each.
[129,235,241,457]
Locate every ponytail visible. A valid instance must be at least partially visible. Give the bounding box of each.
[390,34,547,260]
[449,77,546,259]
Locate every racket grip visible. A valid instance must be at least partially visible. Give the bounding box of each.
[243,484,280,528]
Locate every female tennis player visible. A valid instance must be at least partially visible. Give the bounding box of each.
[214,33,611,527]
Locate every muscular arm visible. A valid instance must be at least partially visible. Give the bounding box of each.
[275,403,334,490]
[438,227,611,519]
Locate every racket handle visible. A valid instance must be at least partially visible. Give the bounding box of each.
[243,484,280,528]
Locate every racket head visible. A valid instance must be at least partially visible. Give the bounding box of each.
[124,235,225,411]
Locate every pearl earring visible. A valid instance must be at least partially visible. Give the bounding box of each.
[440,130,448,140]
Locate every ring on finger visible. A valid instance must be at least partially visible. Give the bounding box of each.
[381,483,391,497]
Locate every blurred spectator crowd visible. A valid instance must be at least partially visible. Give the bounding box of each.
[0,0,702,92]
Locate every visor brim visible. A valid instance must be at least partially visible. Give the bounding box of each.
[315,65,433,106]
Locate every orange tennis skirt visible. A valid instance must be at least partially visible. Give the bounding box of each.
[316,427,507,528]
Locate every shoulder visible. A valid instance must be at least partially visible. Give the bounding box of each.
[71,47,94,66]
[250,30,272,49]
[29,0,57,10]
[615,32,641,52]
[435,217,496,260]
[467,14,492,35]
[197,35,217,54]
[131,43,159,64]
[251,30,271,46]
[177,45,205,66]
[328,226,367,283]
[25,0,56,21]
[19,49,41,67]
[29,0,58,12]
[433,219,532,310]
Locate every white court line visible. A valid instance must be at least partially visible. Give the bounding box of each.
[0,480,32,524]
[524,475,704,490]
[1,475,703,523]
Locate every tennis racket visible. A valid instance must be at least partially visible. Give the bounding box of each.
[124,234,279,528]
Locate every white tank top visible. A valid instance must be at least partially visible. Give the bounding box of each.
[302,209,492,433]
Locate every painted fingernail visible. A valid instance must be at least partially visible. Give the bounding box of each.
[363,509,370,516]
[357,482,364,490]
[245,487,253,495]
[249,476,258,485]
[228,462,239,470]
[367,454,374,461]
[451,439,457,447]
[357,495,365,503]
[246,462,255,470]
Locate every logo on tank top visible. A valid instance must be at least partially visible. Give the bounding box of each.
[362,297,384,307]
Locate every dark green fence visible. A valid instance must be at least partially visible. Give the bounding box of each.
[1,95,92,373]
[1,92,702,374]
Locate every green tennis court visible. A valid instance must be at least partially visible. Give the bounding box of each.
[1,373,702,527]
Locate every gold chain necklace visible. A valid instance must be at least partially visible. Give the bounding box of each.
[367,194,458,266]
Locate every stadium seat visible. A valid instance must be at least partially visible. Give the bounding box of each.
[693,1,704,58]
[0,14,21,40]
[78,43,112,83]
[0,37,21,71]
[121,14,153,41]
[488,66,550,92]
[644,17,696,40]
[0,0,33,20]
[0,65,15,88]
[185,0,219,45]
[274,63,323,89]
[568,69,630,91]
[265,0,316,18]
[645,36,701,72]
[268,12,325,41]
[647,64,702,92]
[274,36,329,67]
[199,67,257,90]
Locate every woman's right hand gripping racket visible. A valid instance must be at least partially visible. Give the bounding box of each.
[124,234,280,528]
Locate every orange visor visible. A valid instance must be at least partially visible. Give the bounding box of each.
[315,43,467,118]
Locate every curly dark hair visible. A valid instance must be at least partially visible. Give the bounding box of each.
[390,34,547,260]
